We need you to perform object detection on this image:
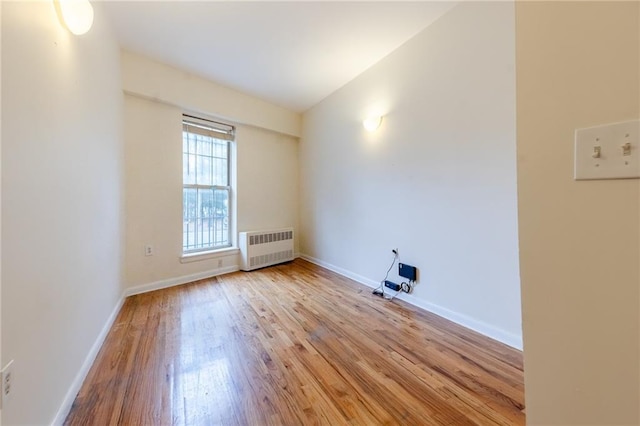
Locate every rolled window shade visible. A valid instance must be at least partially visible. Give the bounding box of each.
[183,114,235,141]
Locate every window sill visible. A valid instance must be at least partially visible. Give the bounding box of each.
[180,247,239,264]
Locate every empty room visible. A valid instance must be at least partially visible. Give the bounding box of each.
[1,1,639,425]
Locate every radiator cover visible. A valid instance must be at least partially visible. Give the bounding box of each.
[239,228,294,271]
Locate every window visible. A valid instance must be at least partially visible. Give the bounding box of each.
[182,115,234,253]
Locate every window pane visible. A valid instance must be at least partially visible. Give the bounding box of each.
[212,141,228,186]
[184,154,196,185]
[183,188,197,251]
[199,136,212,157]
[183,184,230,251]
[197,155,212,186]
[182,118,232,253]
[213,189,229,247]
[198,188,213,248]
[188,136,196,157]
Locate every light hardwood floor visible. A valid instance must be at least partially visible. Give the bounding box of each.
[65,259,524,425]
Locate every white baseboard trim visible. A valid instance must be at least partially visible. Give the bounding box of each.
[51,256,521,425]
[124,265,239,297]
[52,265,240,425]
[393,292,523,350]
[299,254,380,288]
[299,254,522,350]
[51,296,125,426]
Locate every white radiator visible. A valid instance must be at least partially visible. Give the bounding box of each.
[239,228,294,271]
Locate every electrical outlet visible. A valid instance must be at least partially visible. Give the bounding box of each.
[2,360,14,408]
[144,245,154,256]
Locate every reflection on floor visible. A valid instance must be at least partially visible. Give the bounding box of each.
[65,259,525,425]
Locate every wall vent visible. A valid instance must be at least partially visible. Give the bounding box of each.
[239,228,294,271]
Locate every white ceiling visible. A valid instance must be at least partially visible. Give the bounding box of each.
[102,1,457,112]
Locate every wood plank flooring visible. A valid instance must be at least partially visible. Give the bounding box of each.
[65,259,524,425]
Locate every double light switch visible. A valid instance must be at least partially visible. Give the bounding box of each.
[574,119,640,180]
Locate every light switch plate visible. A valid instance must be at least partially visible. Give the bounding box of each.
[574,119,640,180]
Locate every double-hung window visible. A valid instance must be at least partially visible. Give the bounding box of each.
[182,115,234,254]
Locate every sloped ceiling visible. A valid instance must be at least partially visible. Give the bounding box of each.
[103,1,456,112]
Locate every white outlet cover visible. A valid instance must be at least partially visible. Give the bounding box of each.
[574,119,640,180]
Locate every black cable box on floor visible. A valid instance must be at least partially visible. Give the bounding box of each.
[384,280,401,291]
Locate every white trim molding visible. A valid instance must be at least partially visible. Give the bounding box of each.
[298,254,379,288]
[125,265,239,297]
[51,297,125,426]
[52,264,240,424]
[51,254,520,425]
[299,254,523,350]
[179,247,239,264]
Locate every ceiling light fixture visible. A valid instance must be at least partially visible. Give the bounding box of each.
[363,116,382,132]
[54,0,94,36]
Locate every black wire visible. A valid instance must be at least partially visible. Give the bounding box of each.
[375,252,398,295]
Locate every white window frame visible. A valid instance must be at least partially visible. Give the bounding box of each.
[182,114,235,255]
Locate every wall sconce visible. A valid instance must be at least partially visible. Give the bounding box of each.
[54,0,94,36]
[363,116,382,132]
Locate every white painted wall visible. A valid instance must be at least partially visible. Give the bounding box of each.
[122,51,301,138]
[236,125,299,238]
[1,2,123,425]
[516,2,639,424]
[0,3,3,424]
[123,94,299,291]
[300,2,521,347]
